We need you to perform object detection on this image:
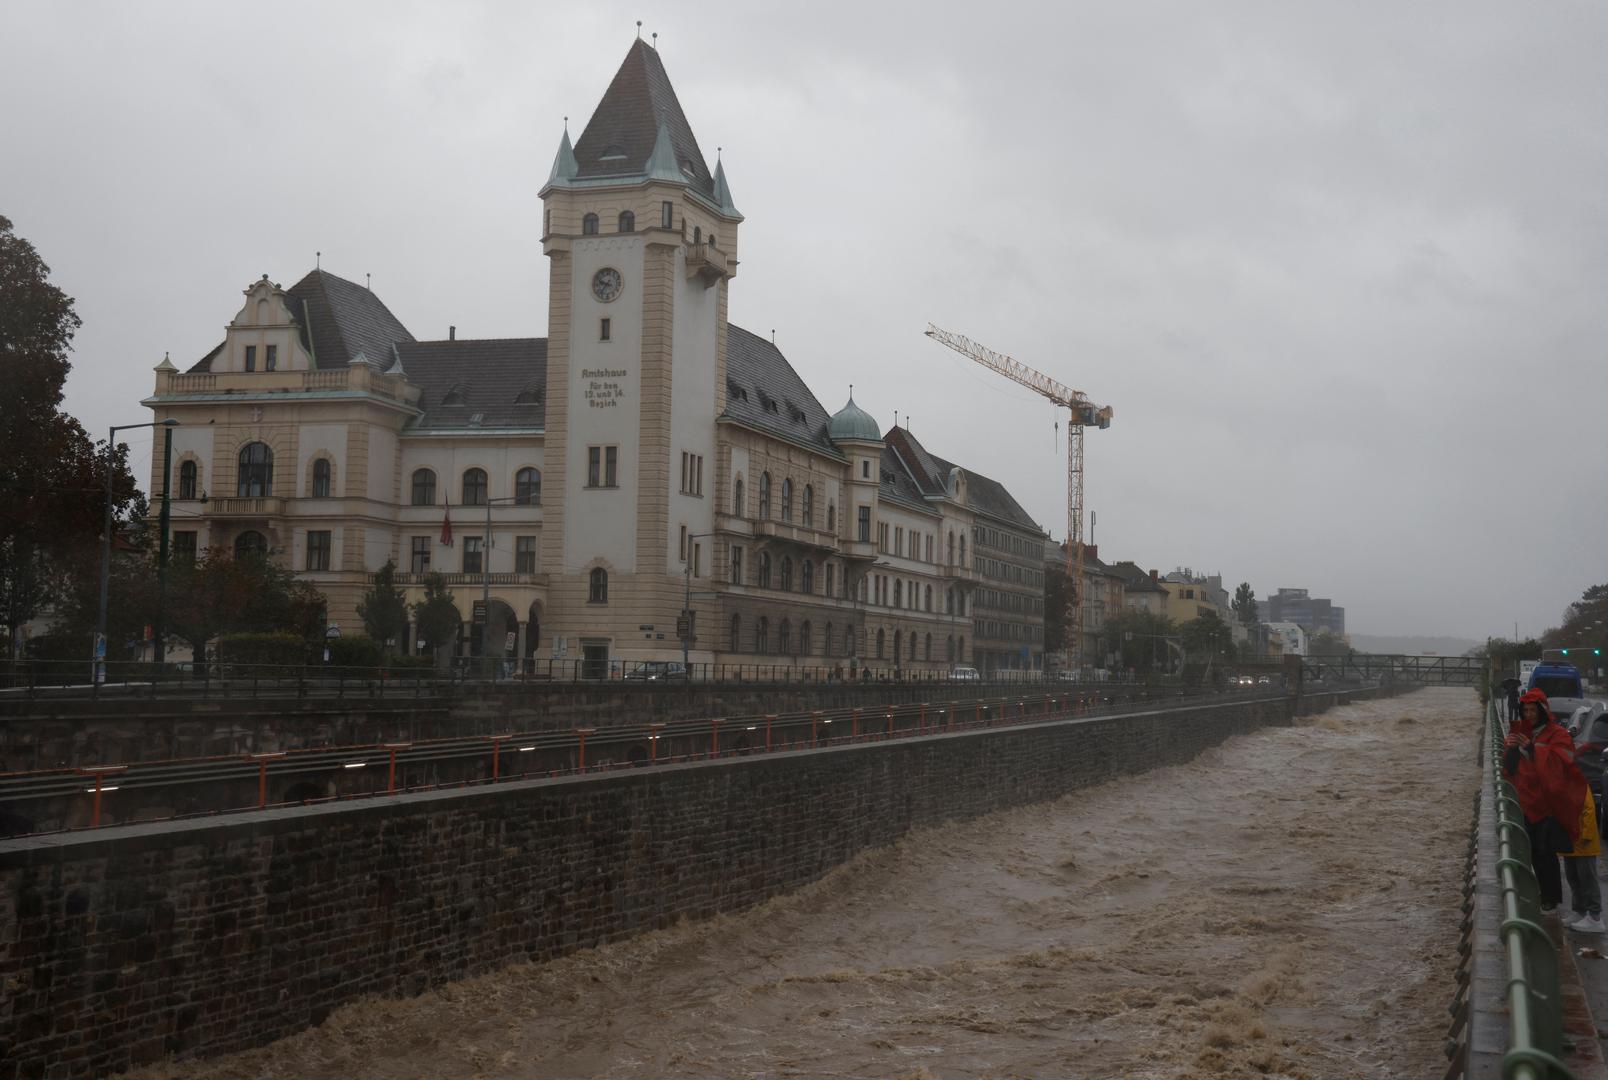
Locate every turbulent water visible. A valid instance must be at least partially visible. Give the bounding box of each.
[139,688,1475,1079]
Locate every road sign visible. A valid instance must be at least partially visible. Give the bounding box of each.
[93,634,106,659]
[504,631,516,653]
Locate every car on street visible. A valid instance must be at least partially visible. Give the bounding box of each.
[950,665,981,682]
[1529,663,1588,721]
[624,661,689,682]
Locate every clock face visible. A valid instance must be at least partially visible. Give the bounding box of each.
[592,267,622,303]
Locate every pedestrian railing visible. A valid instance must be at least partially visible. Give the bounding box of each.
[1487,696,1573,1079]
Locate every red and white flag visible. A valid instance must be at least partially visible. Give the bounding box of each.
[441,497,453,546]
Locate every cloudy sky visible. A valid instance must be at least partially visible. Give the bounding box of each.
[4,1,1605,641]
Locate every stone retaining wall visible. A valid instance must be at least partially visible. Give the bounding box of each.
[0,685,1386,1078]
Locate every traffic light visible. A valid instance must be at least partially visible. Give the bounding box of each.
[1563,648,1570,656]
[1596,647,1603,656]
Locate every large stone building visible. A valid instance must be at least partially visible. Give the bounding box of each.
[141,40,1044,675]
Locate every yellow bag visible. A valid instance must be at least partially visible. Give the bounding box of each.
[1571,790,1602,857]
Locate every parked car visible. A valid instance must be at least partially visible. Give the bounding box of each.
[624,661,689,682]
[1571,703,1608,828]
[950,665,981,682]
[1529,662,1588,721]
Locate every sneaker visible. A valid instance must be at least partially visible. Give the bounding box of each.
[1572,915,1607,934]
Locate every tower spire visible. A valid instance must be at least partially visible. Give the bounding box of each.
[547,118,579,187]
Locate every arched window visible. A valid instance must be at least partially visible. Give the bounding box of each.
[908,634,916,661]
[411,469,436,506]
[947,635,956,663]
[827,503,835,534]
[312,458,332,498]
[780,478,793,522]
[847,628,857,658]
[515,467,541,505]
[779,618,791,655]
[894,630,903,664]
[875,629,885,659]
[757,617,770,654]
[959,535,967,565]
[780,556,793,591]
[733,476,745,516]
[958,592,966,616]
[825,564,835,598]
[800,560,813,594]
[582,213,599,235]
[236,442,273,497]
[800,621,812,656]
[234,530,267,558]
[894,580,903,608]
[925,633,932,661]
[925,584,933,612]
[758,472,771,518]
[802,485,814,527]
[694,226,702,244]
[946,588,954,614]
[730,614,742,652]
[588,568,608,603]
[462,468,487,506]
[618,210,635,233]
[958,636,965,662]
[824,623,834,656]
[178,460,197,500]
[758,551,772,589]
[947,531,956,564]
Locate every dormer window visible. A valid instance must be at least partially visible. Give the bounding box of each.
[582,213,599,235]
[265,344,277,371]
[725,378,748,403]
[244,345,256,372]
[661,201,673,229]
[443,384,467,406]
[600,145,627,161]
[515,384,543,405]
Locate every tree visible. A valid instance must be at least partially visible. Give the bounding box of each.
[1180,610,1235,664]
[164,548,325,663]
[411,573,460,669]
[0,216,141,656]
[358,560,408,652]
[1102,609,1176,675]
[1231,582,1258,627]
[1043,555,1075,656]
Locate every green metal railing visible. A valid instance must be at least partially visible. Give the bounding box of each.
[1487,695,1573,1079]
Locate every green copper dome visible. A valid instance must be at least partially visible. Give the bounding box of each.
[828,396,882,443]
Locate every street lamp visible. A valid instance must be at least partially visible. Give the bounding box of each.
[94,418,178,682]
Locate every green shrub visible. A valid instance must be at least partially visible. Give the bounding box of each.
[325,633,383,670]
[218,631,307,669]
[384,654,437,676]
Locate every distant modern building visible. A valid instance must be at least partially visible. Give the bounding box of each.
[1263,588,1345,637]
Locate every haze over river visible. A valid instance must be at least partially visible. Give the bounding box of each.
[139,688,1473,1079]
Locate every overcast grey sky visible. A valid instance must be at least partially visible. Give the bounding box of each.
[4,1,1605,641]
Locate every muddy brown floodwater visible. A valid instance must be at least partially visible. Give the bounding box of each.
[138,688,1477,1080]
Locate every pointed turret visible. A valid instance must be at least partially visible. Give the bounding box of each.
[547,125,579,188]
[712,156,738,217]
[645,120,683,184]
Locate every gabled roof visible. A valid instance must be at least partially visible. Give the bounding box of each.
[572,40,715,199]
[1109,561,1167,592]
[286,270,414,370]
[884,425,1045,535]
[395,338,548,431]
[878,445,935,513]
[722,325,836,454]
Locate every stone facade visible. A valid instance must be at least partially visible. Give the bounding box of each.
[140,42,1042,677]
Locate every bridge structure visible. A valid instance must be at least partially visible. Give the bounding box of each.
[1301,652,1481,686]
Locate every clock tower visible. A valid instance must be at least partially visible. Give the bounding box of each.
[539,38,742,665]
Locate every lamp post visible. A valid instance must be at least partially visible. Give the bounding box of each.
[478,493,537,679]
[94,419,178,683]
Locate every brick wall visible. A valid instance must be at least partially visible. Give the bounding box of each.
[0,686,1388,1078]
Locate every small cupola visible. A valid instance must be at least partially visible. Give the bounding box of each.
[827,395,882,444]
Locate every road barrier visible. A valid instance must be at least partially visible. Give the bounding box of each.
[1485,696,1572,1079]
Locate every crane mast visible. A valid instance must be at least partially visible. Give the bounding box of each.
[924,324,1112,673]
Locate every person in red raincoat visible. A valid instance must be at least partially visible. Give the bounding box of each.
[1504,688,1590,912]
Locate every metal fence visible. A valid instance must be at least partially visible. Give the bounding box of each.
[1486,695,1573,1079]
[0,658,1197,701]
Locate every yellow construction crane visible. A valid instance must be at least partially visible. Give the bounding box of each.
[924,324,1112,671]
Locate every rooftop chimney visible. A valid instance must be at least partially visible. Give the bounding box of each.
[449,325,456,341]
[1149,569,1158,582]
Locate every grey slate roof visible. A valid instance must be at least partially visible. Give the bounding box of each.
[1109,561,1167,592]
[573,40,715,198]
[884,425,1046,535]
[878,445,933,513]
[286,270,414,369]
[722,325,837,454]
[184,269,415,373]
[395,338,548,431]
